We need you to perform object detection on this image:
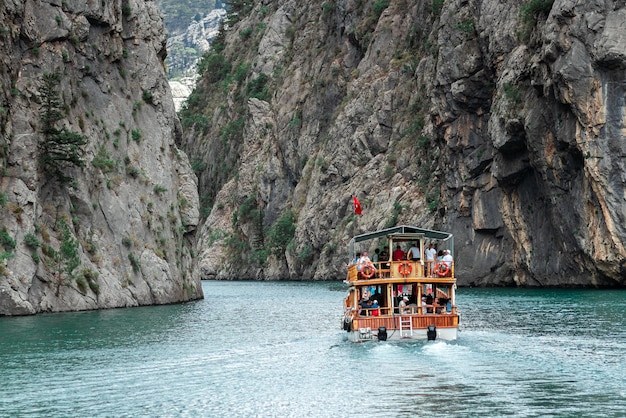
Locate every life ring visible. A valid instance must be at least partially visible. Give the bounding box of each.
[398,261,412,277]
[361,263,376,278]
[434,262,450,277]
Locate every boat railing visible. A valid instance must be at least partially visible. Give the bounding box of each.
[346,261,455,282]
[358,306,392,317]
[359,305,458,317]
[347,264,358,282]
[352,312,459,331]
[396,306,423,315]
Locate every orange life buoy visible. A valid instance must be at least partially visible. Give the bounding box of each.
[361,263,376,278]
[398,261,412,277]
[434,262,450,277]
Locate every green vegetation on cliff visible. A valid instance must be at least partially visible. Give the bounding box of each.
[156,0,217,34]
[179,6,270,213]
[38,72,88,184]
[178,0,440,273]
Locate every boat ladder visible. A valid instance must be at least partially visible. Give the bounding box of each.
[399,316,413,338]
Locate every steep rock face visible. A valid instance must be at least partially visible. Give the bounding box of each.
[181,0,626,287]
[0,0,202,315]
[165,7,226,79]
[166,9,226,109]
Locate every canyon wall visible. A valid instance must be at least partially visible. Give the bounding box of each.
[0,0,202,315]
[181,0,626,287]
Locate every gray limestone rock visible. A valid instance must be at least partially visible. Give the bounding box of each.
[182,0,626,287]
[0,0,202,315]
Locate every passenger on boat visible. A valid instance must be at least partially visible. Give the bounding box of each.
[408,243,420,261]
[425,243,437,277]
[421,296,427,314]
[425,294,434,313]
[392,245,405,261]
[399,296,409,314]
[357,251,372,269]
[359,297,371,316]
[357,251,376,278]
[379,246,390,263]
[434,298,444,314]
[371,300,380,316]
[378,245,388,269]
[442,250,453,277]
[352,252,362,269]
[372,248,380,268]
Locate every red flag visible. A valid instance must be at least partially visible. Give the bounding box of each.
[353,196,362,215]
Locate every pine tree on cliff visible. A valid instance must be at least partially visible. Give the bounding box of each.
[224,0,254,24]
[38,72,87,184]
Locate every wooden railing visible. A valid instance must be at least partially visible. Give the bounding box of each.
[352,313,459,331]
[359,305,458,317]
[347,261,455,282]
[347,264,358,282]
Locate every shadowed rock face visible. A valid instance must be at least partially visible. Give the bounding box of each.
[0,1,202,315]
[183,0,626,287]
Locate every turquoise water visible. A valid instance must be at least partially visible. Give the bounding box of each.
[1,282,625,417]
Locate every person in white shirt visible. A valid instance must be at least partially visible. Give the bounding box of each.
[443,249,453,270]
[425,243,437,277]
[399,295,409,314]
[358,251,371,268]
[357,251,376,278]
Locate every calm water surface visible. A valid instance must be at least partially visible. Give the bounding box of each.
[1,282,625,417]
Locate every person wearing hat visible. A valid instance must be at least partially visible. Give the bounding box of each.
[399,295,409,314]
[443,249,453,269]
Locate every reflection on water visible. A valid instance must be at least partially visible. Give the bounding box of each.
[1,283,625,417]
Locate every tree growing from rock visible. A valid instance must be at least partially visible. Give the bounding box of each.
[38,72,88,184]
[44,218,81,297]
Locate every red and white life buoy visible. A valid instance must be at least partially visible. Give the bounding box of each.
[361,263,376,278]
[398,261,412,277]
[434,262,450,277]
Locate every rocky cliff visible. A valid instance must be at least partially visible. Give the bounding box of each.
[0,0,202,315]
[167,7,226,111]
[180,0,626,287]
[165,7,226,78]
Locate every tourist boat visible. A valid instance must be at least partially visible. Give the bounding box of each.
[341,225,459,342]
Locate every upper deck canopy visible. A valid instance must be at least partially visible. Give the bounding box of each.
[348,225,453,258]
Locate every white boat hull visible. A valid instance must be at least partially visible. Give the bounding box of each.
[346,326,458,342]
